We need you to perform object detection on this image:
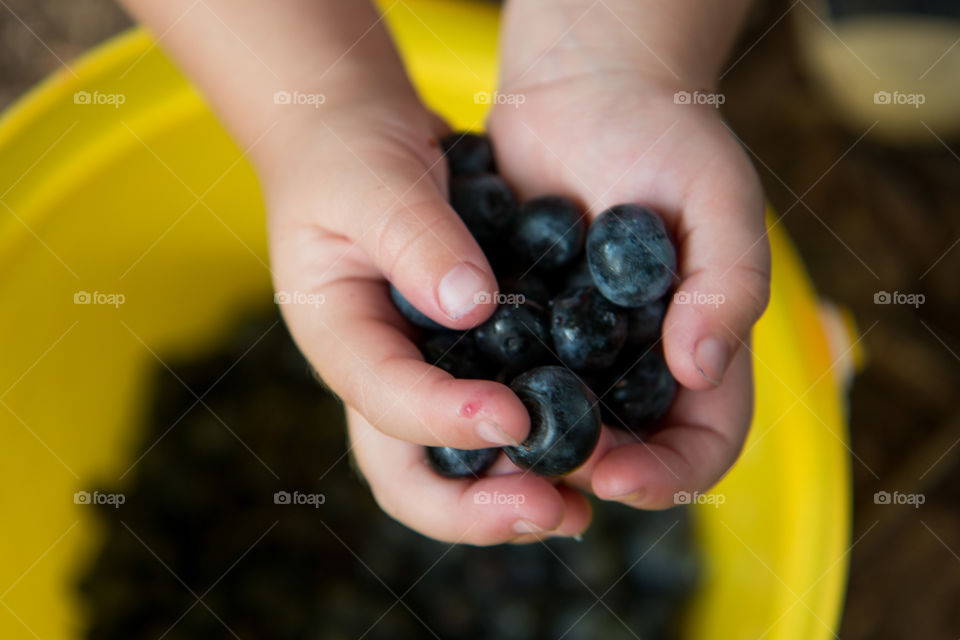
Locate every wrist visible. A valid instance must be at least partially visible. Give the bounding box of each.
[250,90,437,197]
[500,0,751,94]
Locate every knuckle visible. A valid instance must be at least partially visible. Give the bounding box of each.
[372,199,450,277]
[732,263,771,322]
[342,364,376,418]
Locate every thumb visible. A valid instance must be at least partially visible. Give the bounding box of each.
[327,138,499,329]
[663,171,771,390]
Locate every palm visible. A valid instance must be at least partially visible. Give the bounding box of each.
[488,74,766,505]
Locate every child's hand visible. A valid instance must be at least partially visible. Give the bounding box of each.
[487,68,769,509]
[120,0,764,545]
[117,0,589,544]
[266,101,593,544]
[484,0,769,511]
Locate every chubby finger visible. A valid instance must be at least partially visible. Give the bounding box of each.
[508,485,593,544]
[662,150,770,391]
[348,408,589,545]
[277,274,530,448]
[316,129,499,330]
[589,345,754,508]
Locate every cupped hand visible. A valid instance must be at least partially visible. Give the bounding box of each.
[266,101,591,544]
[487,69,770,510]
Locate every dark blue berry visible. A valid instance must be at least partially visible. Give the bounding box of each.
[505,366,601,476]
[449,173,516,247]
[499,273,552,306]
[440,132,495,176]
[549,287,628,370]
[602,350,676,434]
[389,284,445,330]
[625,298,668,348]
[426,446,500,478]
[473,303,550,369]
[586,205,677,307]
[420,331,495,379]
[509,196,586,271]
[557,256,596,293]
[623,509,700,598]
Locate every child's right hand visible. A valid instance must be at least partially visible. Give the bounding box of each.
[267,100,593,544]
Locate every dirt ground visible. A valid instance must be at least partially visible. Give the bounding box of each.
[1,0,958,637]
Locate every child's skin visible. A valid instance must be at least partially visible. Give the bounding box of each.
[119,0,769,544]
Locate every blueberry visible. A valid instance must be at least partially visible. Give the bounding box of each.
[509,196,585,271]
[557,256,596,293]
[420,331,495,379]
[586,205,676,307]
[549,287,627,370]
[426,446,500,478]
[499,273,552,306]
[505,366,601,476]
[601,350,676,433]
[623,508,700,597]
[440,132,495,176]
[389,285,445,330]
[473,303,550,369]
[449,174,517,247]
[487,247,524,282]
[625,298,668,348]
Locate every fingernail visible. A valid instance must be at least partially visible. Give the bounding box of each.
[477,420,519,446]
[695,337,730,386]
[549,531,584,541]
[610,489,646,504]
[512,519,545,535]
[437,263,490,320]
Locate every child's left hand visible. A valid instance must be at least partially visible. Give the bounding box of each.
[486,57,770,515]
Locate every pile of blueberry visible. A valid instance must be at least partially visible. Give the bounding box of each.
[396,133,679,478]
[78,312,698,640]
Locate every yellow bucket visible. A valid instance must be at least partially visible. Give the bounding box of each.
[0,2,851,638]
